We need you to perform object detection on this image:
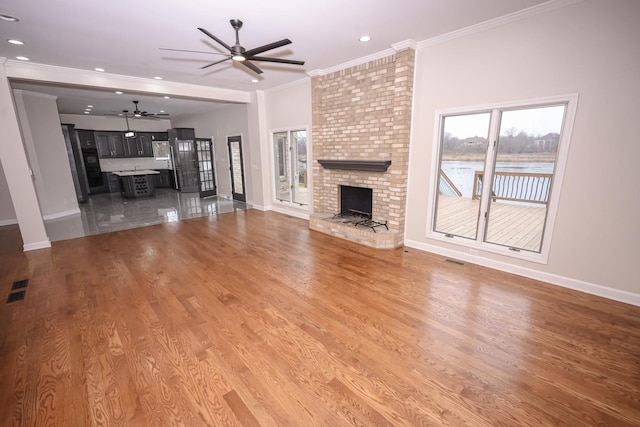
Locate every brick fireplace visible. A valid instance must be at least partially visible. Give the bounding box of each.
[309,46,415,249]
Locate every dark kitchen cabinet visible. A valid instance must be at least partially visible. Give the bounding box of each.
[77,129,96,149]
[151,132,169,141]
[169,128,199,192]
[125,134,154,157]
[153,170,174,188]
[105,172,122,193]
[96,132,125,158]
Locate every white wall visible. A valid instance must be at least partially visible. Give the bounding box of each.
[406,0,640,303]
[263,79,313,218]
[14,90,79,219]
[0,67,49,250]
[0,159,17,225]
[171,105,249,200]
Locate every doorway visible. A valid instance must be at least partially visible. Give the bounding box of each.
[227,135,246,202]
[196,138,216,198]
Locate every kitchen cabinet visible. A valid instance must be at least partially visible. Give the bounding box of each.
[77,129,96,149]
[125,133,154,157]
[96,132,125,158]
[169,128,199,192]
[153,170,174,188]
[105,172,122,193]
[151,132,169,141]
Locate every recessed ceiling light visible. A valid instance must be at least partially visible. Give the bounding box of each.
[251,79,259,83]
[154,76,163,80]
[0,14,19,22]
[163,96,170,99]
[16,56,29,61]
[7,39,23,45]
[84,111,90,114]
[95,67,105,72]
[159,110,165,113]
[115,91,123,94]
[359,35,371,42]
[87,105,93,108]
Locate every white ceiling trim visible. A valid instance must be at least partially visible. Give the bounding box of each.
[418,0,583,48]
[307,47,396,77]
[3,59,251,104]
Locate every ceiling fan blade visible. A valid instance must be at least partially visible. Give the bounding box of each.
[243,39,291,57]
[159,47,228,56]
[198,27,233,52]
[200,56,232,69]
[241,60,263,74]
[248,56,305,66]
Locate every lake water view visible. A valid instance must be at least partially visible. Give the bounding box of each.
[441,161,555,199]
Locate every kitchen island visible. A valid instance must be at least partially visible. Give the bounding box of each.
[113,170,160,198]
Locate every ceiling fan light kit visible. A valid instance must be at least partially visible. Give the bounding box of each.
[179,19,306,75]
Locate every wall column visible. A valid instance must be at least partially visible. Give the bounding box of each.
[0,61,50,251]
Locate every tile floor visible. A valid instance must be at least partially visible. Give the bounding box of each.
[44,189,248,242]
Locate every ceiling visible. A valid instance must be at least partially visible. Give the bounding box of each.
[1,0,549,117]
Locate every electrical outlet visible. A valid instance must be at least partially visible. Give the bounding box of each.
[469,249,478,255]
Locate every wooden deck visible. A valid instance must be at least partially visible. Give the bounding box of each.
[435,195,547,251]
[1,211,640,425]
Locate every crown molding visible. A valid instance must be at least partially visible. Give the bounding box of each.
[308,47,395,77]
[392,39,418,52]
[418,0,583,48]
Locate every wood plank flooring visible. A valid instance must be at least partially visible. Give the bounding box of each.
[1,210,639,426]
[436,195,546,251]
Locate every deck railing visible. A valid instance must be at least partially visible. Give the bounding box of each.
[439,169,462,197]
[473,171,553,205]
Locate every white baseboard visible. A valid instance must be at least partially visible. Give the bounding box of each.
[43,208,81,221]
[269,205,310,220]
[0,218,18,226]
[404,239,640,307]
[251,204,268,212]
[24,239,51,251]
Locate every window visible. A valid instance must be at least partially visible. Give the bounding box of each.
[429,96,577,262]
[273,129,308,206]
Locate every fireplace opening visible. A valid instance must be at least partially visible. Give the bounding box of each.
[340,185,372,217]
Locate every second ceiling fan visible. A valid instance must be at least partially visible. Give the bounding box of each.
[170,19,305,75]
[130,100,169,119]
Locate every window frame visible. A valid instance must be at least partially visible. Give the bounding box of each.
[425,94,578,264]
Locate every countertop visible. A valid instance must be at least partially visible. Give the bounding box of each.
[112,170,160,177]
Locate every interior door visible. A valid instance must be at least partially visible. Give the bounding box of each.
[196,138,216,198]
[227,135,246,202]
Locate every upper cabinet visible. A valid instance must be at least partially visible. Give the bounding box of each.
[77,129,96,150]
[124,133,154,157]
[95,132,125,158]
[95,131,166,158]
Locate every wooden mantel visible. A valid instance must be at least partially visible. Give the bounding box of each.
[317,159,391,172]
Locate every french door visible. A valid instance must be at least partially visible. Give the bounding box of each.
[431,98,574,258]
[273,130,308,205]
[227,135,246,202]
[196,138,216,198]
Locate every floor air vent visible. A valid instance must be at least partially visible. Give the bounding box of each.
[445,259,465,266]
[11,279,29,290]
[7,291,26,303]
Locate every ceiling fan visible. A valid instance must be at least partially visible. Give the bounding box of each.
[131,100,169,118]
[162,19,305,74]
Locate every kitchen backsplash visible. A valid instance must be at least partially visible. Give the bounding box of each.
[100,157,172,172]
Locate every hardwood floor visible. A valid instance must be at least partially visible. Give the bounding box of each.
[1,210,639,426]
